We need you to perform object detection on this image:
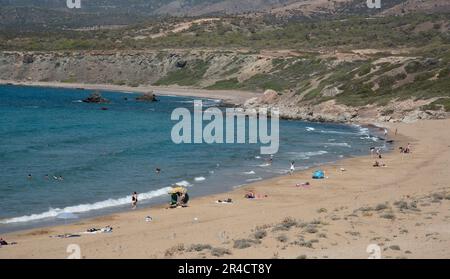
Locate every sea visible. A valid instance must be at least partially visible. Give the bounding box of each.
[0,85,386,233]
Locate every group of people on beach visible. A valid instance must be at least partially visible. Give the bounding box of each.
[371,128,412,167]
[399,143,412,154]
[130,166,192,210]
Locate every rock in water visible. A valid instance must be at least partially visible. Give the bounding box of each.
[136,92,158,102]
[82,91,109,103]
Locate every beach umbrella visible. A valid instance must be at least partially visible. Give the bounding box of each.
[169,186,187,194]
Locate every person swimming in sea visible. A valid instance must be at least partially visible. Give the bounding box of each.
[155,168,161,174]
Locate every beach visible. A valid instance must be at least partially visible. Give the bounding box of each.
[0,80,260,105]
[1,118,449,259]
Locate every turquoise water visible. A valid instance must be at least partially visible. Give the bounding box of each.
[0,85,383,233]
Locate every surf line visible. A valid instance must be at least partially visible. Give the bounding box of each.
[171,100,279,155]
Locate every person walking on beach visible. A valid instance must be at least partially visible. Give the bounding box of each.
[376,148,382,159]
[290,161,295,175]
[384,128,388,139]
[406,143,412,153]
[131,192,138,209]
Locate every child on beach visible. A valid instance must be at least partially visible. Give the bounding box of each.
[290,161,295,175]
[370,147,375,157]
[131,192,138,209]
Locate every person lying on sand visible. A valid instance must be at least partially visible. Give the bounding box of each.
[244,191,256,199]
[244,191,268,199]
[373,161,386,167]
[0,238,17,246]
[296,182,311,188]
[216,198,233,204]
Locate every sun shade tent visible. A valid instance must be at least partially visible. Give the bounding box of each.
[312,170,325,179]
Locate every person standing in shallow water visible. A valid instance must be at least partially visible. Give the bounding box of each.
[290,161,295,175]
[131,192,138,209]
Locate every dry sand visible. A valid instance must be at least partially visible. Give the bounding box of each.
[0,80,260,105]
[0,117,449,259]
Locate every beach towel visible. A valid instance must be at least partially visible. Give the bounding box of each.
[312,170,325,179]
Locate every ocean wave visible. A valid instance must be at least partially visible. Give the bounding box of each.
[324,142,352,148]
[258,163,271,167]
[246,177,263,182]
[194,176,206,182]
[175,180,192,187]
[244,171,256,175]
[320,130,357,135]
[287,151,328,159]
[306,127,315,132]
[0,187,171,224]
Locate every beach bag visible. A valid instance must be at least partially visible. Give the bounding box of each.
[312,170,325,179]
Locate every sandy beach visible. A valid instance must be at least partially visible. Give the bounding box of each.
[0,80,260,105]
[1,118,449,259]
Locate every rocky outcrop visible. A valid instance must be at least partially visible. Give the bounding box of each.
[176,60,187,68]
[22,54,34,64]
[82,91,109,103]
[243,93,449,123]
[136,92,158,102]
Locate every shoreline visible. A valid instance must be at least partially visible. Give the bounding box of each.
[0,124,385,235]
[1,86,449,258]
[0,83,385,235]
[0,80,260,105]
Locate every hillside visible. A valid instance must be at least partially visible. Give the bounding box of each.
[2,0,450,30]
[0,2,449,123]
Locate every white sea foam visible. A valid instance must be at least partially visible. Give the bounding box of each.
[194,176,206,182]
[175,180,192,187]
[306,127,315,132]
[320,130,356,135]
[258,163,271,167]
[287,151,328,159]
[324,142,352,148]
[244,171,256,175]
[246,177,263,182]
[0,187,172,224]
